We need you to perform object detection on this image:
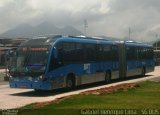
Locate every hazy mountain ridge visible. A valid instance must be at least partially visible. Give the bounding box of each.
[0,22,83,38]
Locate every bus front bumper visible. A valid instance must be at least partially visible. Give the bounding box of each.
[9,80,52,90]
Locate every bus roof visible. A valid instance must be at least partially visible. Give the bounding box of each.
[54,36,115,45]
[20,35,115,46]
[20,35,153,47]
[125,41,153,47]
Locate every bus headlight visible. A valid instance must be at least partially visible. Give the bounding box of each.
[37,75,43,80]
[9,75,13,80]
[39,75,43,79]
[28,77,32,81]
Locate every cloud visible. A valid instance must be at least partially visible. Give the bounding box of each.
[106,0,160,41]
[0,0,160,41]
[0,0,111,32]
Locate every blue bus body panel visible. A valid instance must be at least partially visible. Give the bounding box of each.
[127,60,155,69]
[9,77,52,90]
[46,61,118,78]
[9,61,118,90]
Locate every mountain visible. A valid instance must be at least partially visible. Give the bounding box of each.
[1,22,83,38]
[1,24,33,38]
[61,26,83,36]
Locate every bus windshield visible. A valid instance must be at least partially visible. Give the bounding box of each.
[10,46,50,76]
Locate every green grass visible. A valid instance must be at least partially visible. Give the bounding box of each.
[38,81,160,109]
[0,72,5,77]
[19,81,160,115]
[0,73,5,81]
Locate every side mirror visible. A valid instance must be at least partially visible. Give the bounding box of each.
[53,47,58,58]
[8,50,17,57]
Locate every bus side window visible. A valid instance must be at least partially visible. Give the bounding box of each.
[150,48,154,59]
[84,43,96,62]
[96,45,103,62]
[57,43,64,65]
[63,42,75,64]
[75,43,83,63]
[103,45,111,61]
[49,43,63,72]
[126,46,131,60]
[112,45,118,61]
[127,46,137,60]
[139,47,143,60]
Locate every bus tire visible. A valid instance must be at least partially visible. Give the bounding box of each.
[142,67,146,76]
[34,89,44,93]
[105,71,111,83]
[66,75,75,90]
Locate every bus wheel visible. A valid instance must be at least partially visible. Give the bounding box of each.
[105,71,111,83]
[66,76,75,90]
[142,68,146,76]
[34,89,44,93]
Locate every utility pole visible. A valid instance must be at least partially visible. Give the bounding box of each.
[128,27,131,41]
[155,34,158,50]
[84,19,88,36]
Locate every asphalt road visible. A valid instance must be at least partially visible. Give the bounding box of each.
[0,66,159,109]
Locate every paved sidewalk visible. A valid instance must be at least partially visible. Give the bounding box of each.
[0,73,5,82]
[0,69,5,73]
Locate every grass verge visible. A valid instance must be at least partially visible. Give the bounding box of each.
[18,81,160,115]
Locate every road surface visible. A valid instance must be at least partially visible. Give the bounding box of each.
[0,66,160,109]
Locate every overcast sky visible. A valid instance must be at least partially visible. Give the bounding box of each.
[0,0,160,41]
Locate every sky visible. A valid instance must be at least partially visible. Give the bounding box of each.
[0,0,160,41]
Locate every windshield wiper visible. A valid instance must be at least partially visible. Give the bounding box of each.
[26,64,46,67]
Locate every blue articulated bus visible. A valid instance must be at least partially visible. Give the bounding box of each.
[9,35,155,90]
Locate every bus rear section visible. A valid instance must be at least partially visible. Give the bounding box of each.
[118,41,155,78]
